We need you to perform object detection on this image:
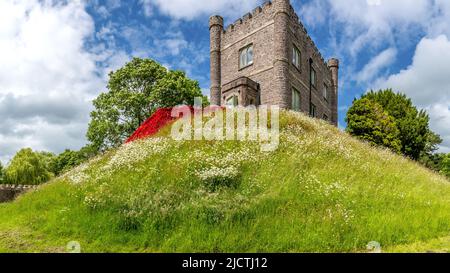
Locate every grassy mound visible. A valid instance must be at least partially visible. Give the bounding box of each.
[0,111,449,253]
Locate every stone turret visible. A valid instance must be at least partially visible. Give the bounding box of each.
[272,0,291,108]
[209,15,224,106]
[328,58,339,126]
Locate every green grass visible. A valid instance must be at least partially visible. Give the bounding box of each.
[0,110,449,253]
[386,236,450,253]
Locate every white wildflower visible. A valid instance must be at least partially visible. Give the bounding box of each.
[195,166,239,182]
[103,137,170,171]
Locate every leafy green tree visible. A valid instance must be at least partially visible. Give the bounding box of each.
[441,154,450,178]
[420,153,445,172]
[346,98,402,153]
[151,70,208,107]
[87,58,205,151]
[77,144,98,161]
[0,161,4,184]
[51,150,79,176]
[362,89,439,160]
[38,151,56,174]
[5,148,53,185]
[419,131,444,171]
[50,144,98,176]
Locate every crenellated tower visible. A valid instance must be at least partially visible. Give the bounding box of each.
[208,0,340,125]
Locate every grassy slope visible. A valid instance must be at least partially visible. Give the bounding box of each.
[0,111,449,253]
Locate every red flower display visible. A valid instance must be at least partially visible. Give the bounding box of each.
[125,107,178,143]
[125,105,224,144]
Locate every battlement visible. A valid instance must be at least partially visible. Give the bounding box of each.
[209,15,223,29]
[328,58,340,68]
[289,8,329,70]
[220,0,330,70]
[223,1,274,34]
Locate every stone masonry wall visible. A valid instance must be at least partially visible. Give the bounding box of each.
[285,4,335,121]
[220,2,276,105]
[0,185,36,203]
[211,0,339,125]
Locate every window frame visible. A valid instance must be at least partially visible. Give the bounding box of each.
[310,103,317,118]
[292,45,301,70]
[311,67,317,88]
[226,95,239,107]
[323,84,329,101]
[292,87,301,111]
[239,44,254,70]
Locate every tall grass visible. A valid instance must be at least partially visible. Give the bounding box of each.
[0,111,449,253]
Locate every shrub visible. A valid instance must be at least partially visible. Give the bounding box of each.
[346,98,402,153]
[5,148,53,185]
[441,154,450,178]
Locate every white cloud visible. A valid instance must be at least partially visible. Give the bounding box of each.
[320,0,431,56]
[375,35,450,152]
[428,104,450,153]
[139,0,154,17]
[141,0,262,20]
[162,38,189,56]
[376,36,450,107]
[299,0,327,28]
[356,47,397,83]
[297,0,438,95]
[301,0,450,58]
[0,0,127,164]
[299,0,450,152]
[428,0,450,37]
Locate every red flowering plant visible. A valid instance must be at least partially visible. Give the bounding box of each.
[125,107,179,143]
[126,105,224,144]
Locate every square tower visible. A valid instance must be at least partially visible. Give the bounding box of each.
[209,0,339,125]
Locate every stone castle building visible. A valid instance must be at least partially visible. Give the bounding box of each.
[209,0,339,125]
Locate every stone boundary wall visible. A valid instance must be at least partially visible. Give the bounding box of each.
[0,184,37,203]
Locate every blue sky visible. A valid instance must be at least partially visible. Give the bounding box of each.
[1,0,450,163]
